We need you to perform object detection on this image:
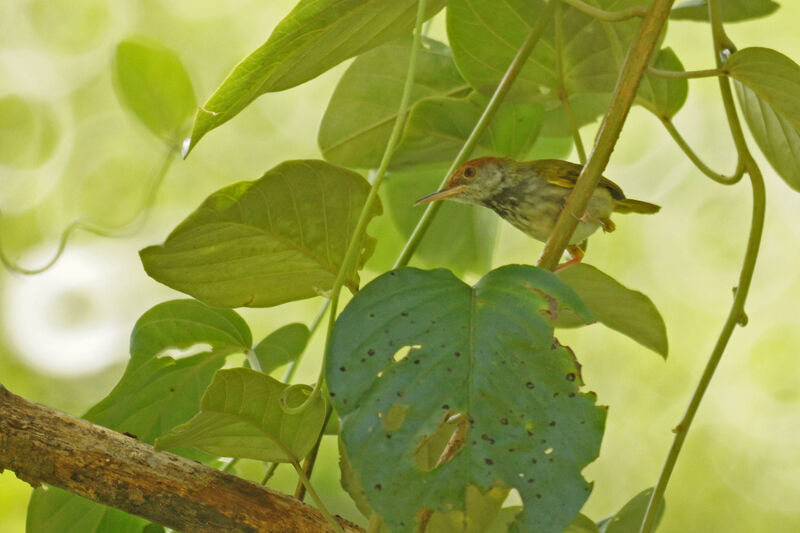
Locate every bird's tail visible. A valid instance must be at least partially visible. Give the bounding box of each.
[614,199,661,214]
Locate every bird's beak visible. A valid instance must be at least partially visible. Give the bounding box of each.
[414,185,467,206]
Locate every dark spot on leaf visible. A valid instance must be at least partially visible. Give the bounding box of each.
[532,458,538,464]
[532,288,559,319]
[471,441,477,445]
[508,448,515,452]
[440,344,446,348]
[528,478,535,483]
[361,358,366,363]
[500,418,508,425]
[368,349,375,356]
[566,373,576,381]
[386,434,392,439]
[375,484,382,490]
[541,439,546,443]
[549,458,554,463]
[569,393,576,398]
[414,359,420,365]
[536,494,542,499]
[485,458,493,465]
[396,391,404,397]
[401,312,408,317]
[527,431,533,437]
[329,392,336,397]
[388,341,394,347]
[442,404,449,410]
[169,388,175,392]
[549,421,556,426]
[526,382,535,389]
[446,367,452,372]
[553,392,559,397]
[370,313,375,318]
[454,352,461,358]
[339,366,346,372]
[384,329,389,334]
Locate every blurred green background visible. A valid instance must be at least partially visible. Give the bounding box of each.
[2,1,800,531]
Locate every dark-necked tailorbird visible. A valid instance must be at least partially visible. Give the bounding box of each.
[415,157,660,269]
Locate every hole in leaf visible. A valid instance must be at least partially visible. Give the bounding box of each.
[413,411,467,472]
[392,344,421,363]
[156,343,213,360]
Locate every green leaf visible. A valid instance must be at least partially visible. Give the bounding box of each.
[556,264,668,358]
[155,368,326,462]
[425,485,509,533]
[390,93,545,170]
[637,48,689,119]
[27,487,147,533]
[113,37,195,146]
[140,160,381,307]
[383,164,498,274]
[319,35,469,169]
[253,323,310,374]
[327,266,603,533]
[727,47,800,191]
[565,514,601,532]
[447,0,646,129]
[187,0,449,153]
[597,488,664,533]
[670,0,779,23]
[28,300,247,533]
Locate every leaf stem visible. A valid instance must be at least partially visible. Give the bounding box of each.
[291,458,344,533]
[393,1,557,268]
[288,0,429,414]
[293,404,333,501]
[537,0,676,271]
[260,462,279,485]
[660,117,744,184]
[647,66,725,79]
[559,0,647,21]
[555,2,587,165]
[638,1,766,531]
[282,299,330,383]
[0,144,176,275]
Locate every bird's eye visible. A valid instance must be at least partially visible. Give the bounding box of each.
[463,166,476,178]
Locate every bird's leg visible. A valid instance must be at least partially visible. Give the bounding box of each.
[555,244,584,272]
[580,211,616,233]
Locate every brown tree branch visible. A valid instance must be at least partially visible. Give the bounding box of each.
[0,384,363,533]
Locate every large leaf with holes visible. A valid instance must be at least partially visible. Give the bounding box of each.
[727,47,800,191]
[637,48,688,119]
[27,300,250,533]
[390,93,545,170]
[140,160,381,307]
[670,0,779,22]
[555,264,668,357]
[187,0,449,152]
[327,266,604,533]
[447,0,650,130]
[384,164,498,274]
[155,368,326,462]
[319,35,469,169]
[596,488,664,532]
[113,37,195,146]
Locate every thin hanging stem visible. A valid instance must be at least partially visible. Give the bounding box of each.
[559,0,647,21]
[393,1,557,268]
[282,299,330,384]
[293,405,333,501]
[660,118,744,185]
[555,2,587,164]
[283,0,429,415]
[638,0,766,531]
[0,145,176,275]
[260,462,279,485]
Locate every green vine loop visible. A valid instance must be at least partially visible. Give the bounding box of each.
[638,0,767,531]
[559,0,647,21]
[660,118,744,185]
[554,2,587,165]
[537,0,676,271]
[284,0,430,417]
[647,66,726,79]
[393,0,557,269]
[279,383,315,415]
[0,144,176,275]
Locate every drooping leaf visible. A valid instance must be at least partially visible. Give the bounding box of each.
[383,164,498,274]
[155,368,326,463]
[390,93,545,169]
[447,0,647,130]
[187,0,449,152]
[555,264,668,358]
[597,488,664,532]
[670,0,779,23]
[28,300,249,533]
[253,323,310,374]
[113,37,195,146]
[140,160,381,307]
[319,35,469,169]
[637,48,689,119]
[727,47,800,191]
[327,266,604,533]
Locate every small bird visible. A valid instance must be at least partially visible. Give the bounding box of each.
[415,157,660,269]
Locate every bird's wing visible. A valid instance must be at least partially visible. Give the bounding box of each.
[531,159,626,201]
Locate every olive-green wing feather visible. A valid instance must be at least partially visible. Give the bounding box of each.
[529,159,626,201]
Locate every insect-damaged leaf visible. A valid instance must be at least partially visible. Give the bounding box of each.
[140,160,381,307]
[327,266,605,533]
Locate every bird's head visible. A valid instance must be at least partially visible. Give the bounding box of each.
[415,157,509,206]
